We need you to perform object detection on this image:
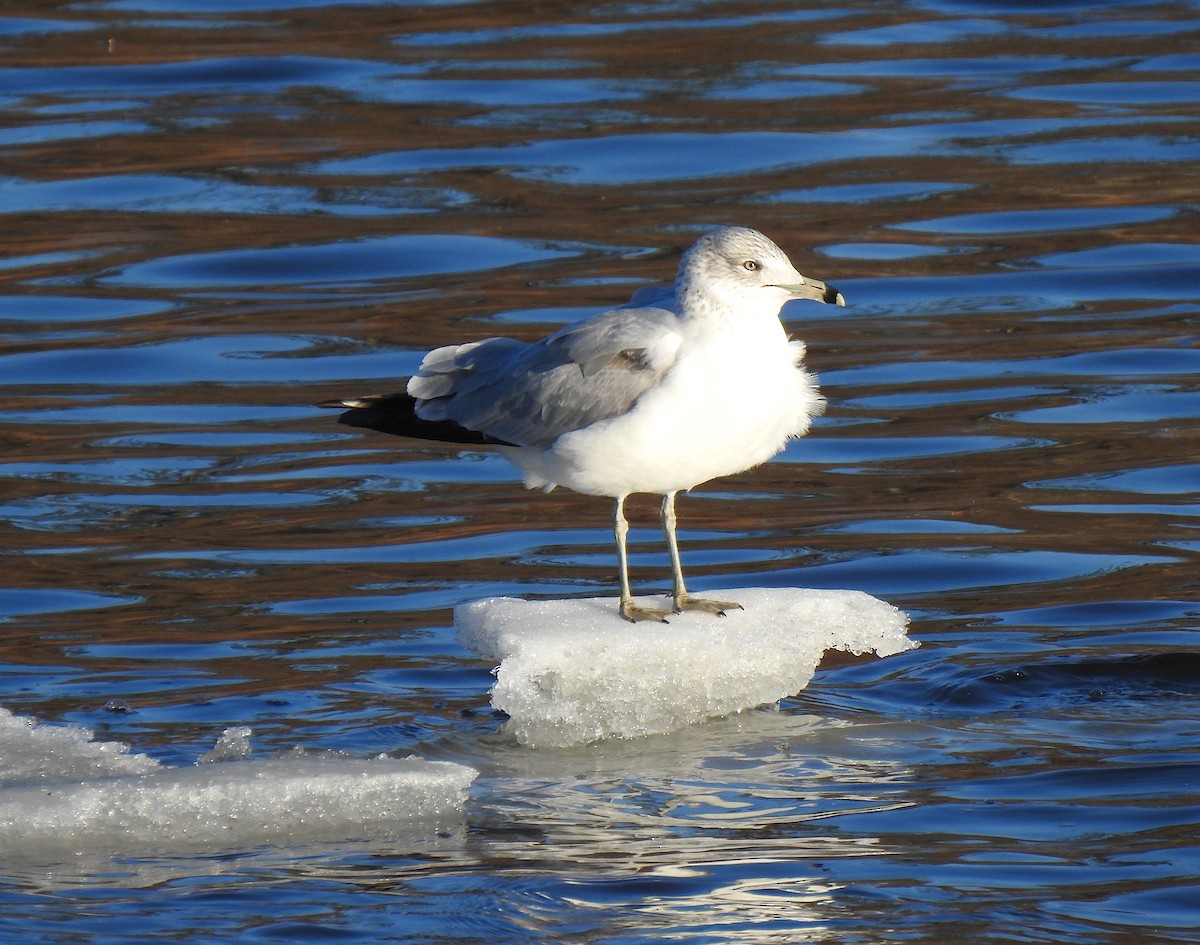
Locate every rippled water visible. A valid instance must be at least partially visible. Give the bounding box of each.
[2,0,1200,941]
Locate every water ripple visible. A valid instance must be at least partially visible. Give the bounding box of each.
[2,1,1199,941]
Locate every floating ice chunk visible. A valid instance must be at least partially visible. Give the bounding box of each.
[0,755,477,856]
[0,705,160,785]
[0,707,477,858]
[198,725,253,763]
[457,587,915,748]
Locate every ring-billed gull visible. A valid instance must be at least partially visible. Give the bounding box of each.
[320,226,844,623]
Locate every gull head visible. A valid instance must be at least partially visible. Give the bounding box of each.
[675,226,845,319]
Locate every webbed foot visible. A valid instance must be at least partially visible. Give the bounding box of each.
[674,594,742,618]
[619,598,674,624]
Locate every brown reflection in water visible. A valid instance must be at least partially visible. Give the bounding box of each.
[1,1,1198,706]
[3,3,1196,269]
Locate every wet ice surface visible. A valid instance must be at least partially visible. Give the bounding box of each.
[0,708,475,860]
[2,0,1200,942]
[459,589,914,747]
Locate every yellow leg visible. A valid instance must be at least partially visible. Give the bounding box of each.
[614,495,673,623]
[661,491,742,617]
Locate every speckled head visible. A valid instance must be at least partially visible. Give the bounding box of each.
[674,226,845,319]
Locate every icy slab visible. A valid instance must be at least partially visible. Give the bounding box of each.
[457,587,916,749]
[0,704,160,784]
[0,708,477,857]
[0,755,477,855]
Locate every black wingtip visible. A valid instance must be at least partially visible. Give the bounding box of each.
[323,391,507,446]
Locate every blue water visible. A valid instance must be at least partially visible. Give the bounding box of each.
[2,0,1199,941]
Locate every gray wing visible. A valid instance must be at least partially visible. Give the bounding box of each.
[408,306,682,449]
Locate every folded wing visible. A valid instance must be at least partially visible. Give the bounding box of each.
[410,305,683,449]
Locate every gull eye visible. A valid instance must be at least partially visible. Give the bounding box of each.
[742,259,760,272]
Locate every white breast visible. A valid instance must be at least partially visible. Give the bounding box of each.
[510,325,823,497]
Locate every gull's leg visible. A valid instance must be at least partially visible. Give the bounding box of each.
[615,494,672,623]
[661,491,742,617]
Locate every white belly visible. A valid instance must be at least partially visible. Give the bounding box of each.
[506,335,823,497]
